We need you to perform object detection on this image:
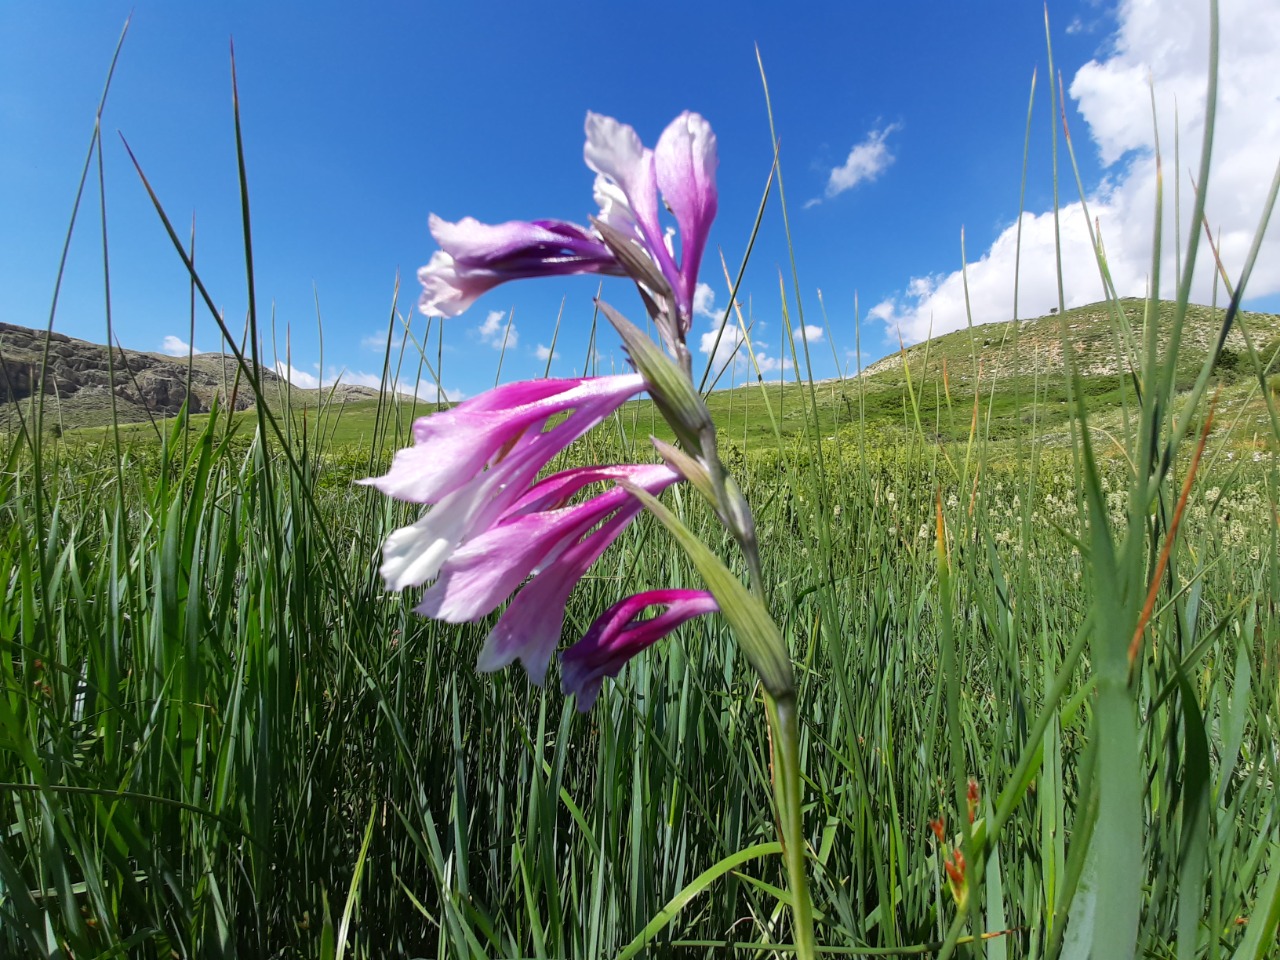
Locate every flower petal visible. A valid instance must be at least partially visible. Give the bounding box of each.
[417,464,679,622]
[591,174,640,238]
[376,468,510,591]
[419,215,622,317]
[359,374,645,504]
[654,112,718,324]
[584,112,682,301]
[583,114,649,213]
[561,590,719,710]
[416,251,478,318]
[475,499,644,683]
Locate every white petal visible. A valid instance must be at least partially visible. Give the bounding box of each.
[592,174,639,235]
[417,251,472,318]
[378,473,505,590]
[584,112,646,187]
[379,513,461,591]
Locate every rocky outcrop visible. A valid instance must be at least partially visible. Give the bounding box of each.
[0,323,377,429]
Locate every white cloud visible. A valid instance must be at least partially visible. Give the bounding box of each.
[535,343,559,362]
[160,335,202,356]
[361,330,389,350]
[799,324,824,343]
[697,315,795,381]
[275,360,465,402]
[477,309,518,349]
[754,352,793,376]
[699,317,748,372]
[809,124,902,207]
[693,282,718,318]
[871,1,1280,344]
[871,207,1116,343]
[274,361,321,389]
[337,369,465,402]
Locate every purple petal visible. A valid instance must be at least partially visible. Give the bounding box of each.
[475,499,645,683]
[359,374,645,504]
[502,462,672,517]
[417,464,679,622]
[561,590,720,711]
[654,112,718,326]
[419,215,623,317]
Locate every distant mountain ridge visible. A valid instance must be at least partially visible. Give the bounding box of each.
[0,322,380,432]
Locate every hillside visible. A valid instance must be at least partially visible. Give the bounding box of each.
[680,298,1280,449]
[861,298,1280,383]
[5,299,1277,449]
[0,322,381,433]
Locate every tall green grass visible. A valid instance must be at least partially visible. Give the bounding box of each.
[3,4,1280,957]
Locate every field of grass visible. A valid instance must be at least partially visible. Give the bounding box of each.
[4,11,1280,960]
[57,297,1280,461]
[3,352,1279,957]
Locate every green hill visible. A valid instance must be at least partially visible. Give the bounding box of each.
[10,298,1279,453]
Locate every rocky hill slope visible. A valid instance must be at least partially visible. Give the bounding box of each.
[0,323,380,432]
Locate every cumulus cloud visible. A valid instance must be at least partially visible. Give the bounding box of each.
[799,324,824,343]
[871,209,1117,343]
[693,282,718,318]
[808,124,902,208]
[535,343,559,362]
[337,369,465,402]
[699,318,749,373]
[160,335,202,356]
[871,0,1280,344]
[477,309,518,349]
[274,361,321,389]
[274,359,464,401]
[697,315,796,381]
[754,353,793,376]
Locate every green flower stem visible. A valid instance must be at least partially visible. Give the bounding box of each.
[764,688,815,960]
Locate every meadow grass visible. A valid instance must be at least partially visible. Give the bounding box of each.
[3,5,1280,957]
[3,382,1278,959]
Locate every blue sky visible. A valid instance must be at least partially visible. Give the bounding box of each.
[3,2,1277,400]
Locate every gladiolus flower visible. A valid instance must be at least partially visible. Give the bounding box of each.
[362,373,711,695]
[561,589,720,710]
[372,109,728,710]
[361,374,645,592]
[420,463,680,625]
[418,217,624,318]
[419,111,718,336]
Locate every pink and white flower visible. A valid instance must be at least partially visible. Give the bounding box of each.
[417,217,624,319]
[419,111,718,334]
[370,109,726,709]
[363,373,715,700]
[361,374,645,591]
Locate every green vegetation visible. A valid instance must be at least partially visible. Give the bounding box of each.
[36,298,1280,460]
[7,288,1280,960]
[4,306,1280,955]
[4,11,1280,958]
